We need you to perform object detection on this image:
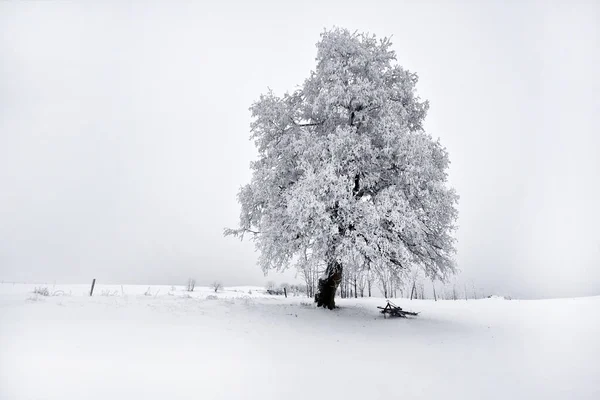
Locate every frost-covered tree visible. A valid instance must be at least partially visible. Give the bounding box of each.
[226,28,458,309]
[211,281,223,293]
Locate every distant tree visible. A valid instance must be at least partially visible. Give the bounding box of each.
[297,246,322,298]
[375,263,396,299]
[265,281,276,291]
[226,28,458,310]
[211,281,222,293]
[186,278,196,292]
[292,284,308,296]
[288,284,303,296]
[357,271,366,297]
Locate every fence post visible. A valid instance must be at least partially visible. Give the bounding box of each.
[90,279,96,296]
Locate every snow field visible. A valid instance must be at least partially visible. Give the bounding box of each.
[1,283,598,399]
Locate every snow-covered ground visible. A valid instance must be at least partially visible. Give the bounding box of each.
[1,283,598,399]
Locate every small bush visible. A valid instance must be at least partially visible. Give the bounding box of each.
[32,287,69,297]
[33,287,49,296]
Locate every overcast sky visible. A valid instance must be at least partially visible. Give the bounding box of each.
[1,0,598,298]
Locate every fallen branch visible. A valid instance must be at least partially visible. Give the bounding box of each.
[378,300,419,318]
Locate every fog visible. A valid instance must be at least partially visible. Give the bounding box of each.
[1,0,598,298]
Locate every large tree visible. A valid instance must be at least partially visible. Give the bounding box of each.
[226,28,458,309]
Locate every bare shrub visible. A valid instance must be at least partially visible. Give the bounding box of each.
[186,279,196,292]
[211,281,223,293]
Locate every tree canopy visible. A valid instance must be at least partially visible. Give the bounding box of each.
[226,28,458,308]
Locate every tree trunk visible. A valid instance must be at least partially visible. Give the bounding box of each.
[315,260,343,310]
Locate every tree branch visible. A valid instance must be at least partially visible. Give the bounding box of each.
[289,116,325,127]
[223,227,261,238]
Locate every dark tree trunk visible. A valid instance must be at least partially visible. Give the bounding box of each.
[315,260,343,310]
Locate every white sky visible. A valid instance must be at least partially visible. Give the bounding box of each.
[1,0,598,298]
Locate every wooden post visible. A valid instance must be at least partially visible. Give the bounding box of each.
[284,287,287,298]
[90,279,96,296]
